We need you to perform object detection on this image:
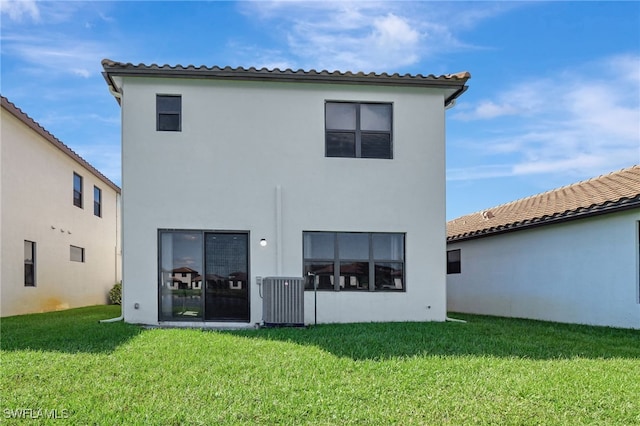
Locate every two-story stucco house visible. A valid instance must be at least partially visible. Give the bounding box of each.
[102,59,470,327]
[1,96,121,317]
[447,166,640,329]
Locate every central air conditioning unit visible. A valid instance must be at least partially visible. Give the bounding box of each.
[262,276,305,327]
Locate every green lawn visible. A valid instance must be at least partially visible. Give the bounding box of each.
[1,306,639,425]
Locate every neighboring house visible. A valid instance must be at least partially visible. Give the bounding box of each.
[101,59,470,327]
[447,166,640,329]
[166,267,199,290]
[1,96,121,317]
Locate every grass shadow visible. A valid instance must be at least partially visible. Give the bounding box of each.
[2,307,638,360]
[226,313,640,361]
[1,305,142,354]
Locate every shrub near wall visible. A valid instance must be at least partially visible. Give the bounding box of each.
[109,282,121,305]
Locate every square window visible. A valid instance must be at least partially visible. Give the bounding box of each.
[70,245,85,263]
[325,102,392,159]
[157,95,181,131]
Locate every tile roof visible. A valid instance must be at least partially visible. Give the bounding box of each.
[447,165,640,242]
[101,59,470,106]
[1,96,120,193]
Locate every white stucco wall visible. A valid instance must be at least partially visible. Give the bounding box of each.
[447,210,640,329]
[1,107,121,317]
[118,77,449,326]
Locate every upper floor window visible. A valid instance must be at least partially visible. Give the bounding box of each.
[73,173,83,208]
[447,249,461,274]
[94,186,102,217]
[24,240,35,286]
[303,231,404,291]
[157,94,181,131]
[325,102,392,159]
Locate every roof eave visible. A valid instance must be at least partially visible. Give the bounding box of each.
[101,60,470,104]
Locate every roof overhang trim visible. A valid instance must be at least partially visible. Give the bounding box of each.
[101,59,470,106]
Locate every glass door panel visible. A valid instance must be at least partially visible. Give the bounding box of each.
[204,233,249,321]
[159,231,204,320]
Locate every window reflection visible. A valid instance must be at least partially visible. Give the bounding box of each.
[159,231,203,320]
[303,231,405,292]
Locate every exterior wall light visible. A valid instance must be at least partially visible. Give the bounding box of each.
[260,239,267,247]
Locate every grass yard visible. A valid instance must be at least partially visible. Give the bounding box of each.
[1,306,639,425]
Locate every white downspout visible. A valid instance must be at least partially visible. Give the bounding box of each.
[275,185,283,275]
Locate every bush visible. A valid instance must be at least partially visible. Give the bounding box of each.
[109,282,122,305]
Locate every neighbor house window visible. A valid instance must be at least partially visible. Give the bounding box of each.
[325,102,392,159]
[70,245,85,262]
[447,249,461,274]
[73,173,83,208]
[24,240,35,286]
[93,186,102,217]
[157,94,181,131]
[303,232,404,291]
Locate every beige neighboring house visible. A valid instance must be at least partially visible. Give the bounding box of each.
[1,96,121,317]
[447,166,640,329]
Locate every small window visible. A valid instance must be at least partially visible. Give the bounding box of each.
[24,240,35,286]
[447,249,461,274]
[73,173,83,208]
[157,95,181,131]
[303,231,404,291]
[93,186,102,217]
[70,245,85,263]
[325,102,392,159]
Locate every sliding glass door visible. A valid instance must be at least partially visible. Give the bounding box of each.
[158,230,249,322]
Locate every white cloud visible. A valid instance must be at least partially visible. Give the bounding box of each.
[238,1,511,72]
[0,0,39,21]
[450,55,640,180]
[2,33,110,79]
[0,2,115,79]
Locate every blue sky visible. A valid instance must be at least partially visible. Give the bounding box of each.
[1,1,638,219]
